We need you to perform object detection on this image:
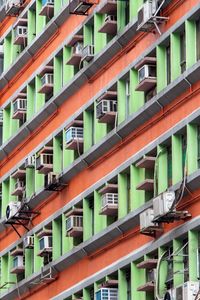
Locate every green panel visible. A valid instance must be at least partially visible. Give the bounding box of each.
[118,173,128,218]
[35,76,45,112]
[158,247,168,297]
[26,168,35,198]
[118,269,128,299]
[129,68,144,114]
[83,198,93,241]
[28,9,36,44]
[157,145,168,195]
[156,46,167,92]
[35,170,44,192]
[130,165,145,210]
[172,135,183,185]
[170,33,181,81]
[36,0,46,35]
[94,101,107,144]
[83,288,91,300]
[27,83,35,120]
[94,190,107,234]
[2,180,9,217]
[83,109,93,152]
[2,107,10,143]
[131,261,145,300]
[63,130,75,168]
[188,230,198,281]
[63,47,74,85]
[9,177,16,201]
[187,124,198,175]
[25,249,34,278]
[3,35,12,71]
[1,255,8,288]
[117,0,126,31]
[11,30,20,64]
[117,79,126,124]
[129,0,143,20]
[173,239,184,287]
[84,24,93,46]
[53,218,62,260]
[8,255,16,287]
[54,0,62,15]
[94,13,106,54]
[54,56,62,95]
[62,214,73,254]
[186,20,196,68]
[10,102,19,137]
[34,234,43,272]
[53,136,62,172]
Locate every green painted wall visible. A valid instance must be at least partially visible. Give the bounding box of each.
[187,124,198,175]
[26,168,35,198]
[25,249,34,278]
[170,33,181,81]
[130,165,145,210]
[94,101,107,144]
[129,68,144,114]
[28,9,36,44]
[157,145,168,195]
[129,0,143,20]
[54,56,62,95]
[36,0,46,35]
[172,135,183,185]
[27,83,35,121]
[186,20,196,68]
[188,230,198,281]
[4,35,12,71]
[173,239,184,287]
[157,46,167,92]
[63,47,74,85]
[35,76,45,112]
[117,79,126,124]
[94,190,107,234]
[83,109,93,152]
[118,269,128,299]
[118,173,128,218]
[62,214,73,254]
[33,234,43,272]
[131,261,145,300]
[53,136,62,172]
[53,218,62,260]
[83,198,93,241]
[94,13,106,54]
[63,130,75,169]
[2,107,10,143]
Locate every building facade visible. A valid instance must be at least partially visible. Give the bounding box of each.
[0,0,200,299]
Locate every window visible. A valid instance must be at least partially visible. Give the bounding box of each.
[180,31,186,73]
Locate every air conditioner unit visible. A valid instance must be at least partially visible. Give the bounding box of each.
[23,236,34,249]
[12,255,24,272]
[82,45,94,62]
[73,42,83,55]
[66,215,83,233]
[137,0,157,31]
[5,0,22,15]
[25,156,35,168]
[95,288,118,300]
[153,191,176,220]
[65,127,83,145]
[45,172,59,187]
[6,201,21,221]
[164,281,199,300]
[138,64,156,84]
[15,26,27,38]
[35,153,53,171]
[41,73,53,86]
[13,98,27,119]
[102,193,118,209]
[140,208,157,232]
[96,99,117,120]
[105,15,117,22]
[39,236,52,252]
